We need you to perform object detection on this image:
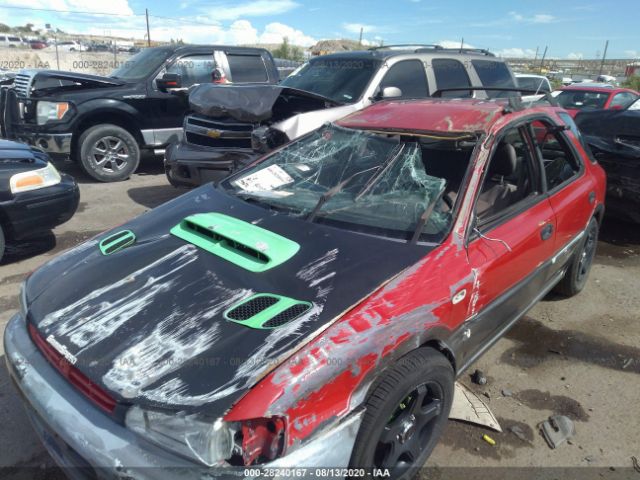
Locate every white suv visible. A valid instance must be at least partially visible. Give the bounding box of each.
[0,35,24,48]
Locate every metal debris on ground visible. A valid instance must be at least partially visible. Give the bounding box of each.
[508,425,529,443]
[471,369,487,385]
[449,382,502,432]
[540,415,576,449]
[501,388,513,397]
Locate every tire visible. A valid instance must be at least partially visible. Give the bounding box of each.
[0,224,5,262]
[554,217,599,297]
[349,348,454,480]
[77,124,140,182]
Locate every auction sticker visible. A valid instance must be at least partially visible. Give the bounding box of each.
[233,165,294,192]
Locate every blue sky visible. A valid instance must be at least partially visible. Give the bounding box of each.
[1,0,638,58]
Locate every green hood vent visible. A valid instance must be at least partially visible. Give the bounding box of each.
[99,230,136,255]
[224,294,312,329]
[170,213,300,272]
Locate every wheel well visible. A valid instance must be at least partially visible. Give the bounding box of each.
[72,113,143,160]
[421,339,457,374]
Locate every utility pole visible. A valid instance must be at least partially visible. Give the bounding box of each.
[460,37,464,52]
[598,40,609,76]
[533,46,539,68]
[146,9,151,47]
[539,45,548,73]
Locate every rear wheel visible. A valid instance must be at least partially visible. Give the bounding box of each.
[77,124,140,182]
[554,217,599,297]
[350,348,454,479]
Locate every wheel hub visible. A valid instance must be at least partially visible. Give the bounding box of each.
[397,415,417,444]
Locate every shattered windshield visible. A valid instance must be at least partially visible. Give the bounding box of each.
[224,124,470,242]
[280,58,380,104]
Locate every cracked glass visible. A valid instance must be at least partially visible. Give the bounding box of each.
[224,124,470,242]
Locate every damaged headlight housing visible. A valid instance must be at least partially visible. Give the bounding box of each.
[10,162,61,194]
[36,101,70,125]
[125,406,235,466]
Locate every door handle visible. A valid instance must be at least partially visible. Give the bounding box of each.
[541,223,554,241]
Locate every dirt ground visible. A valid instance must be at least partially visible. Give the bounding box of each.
[0,156,638,479]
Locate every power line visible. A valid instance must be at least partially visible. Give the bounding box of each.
[0,4,141,17]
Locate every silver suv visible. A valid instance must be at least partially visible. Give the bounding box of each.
[166,45,518,187]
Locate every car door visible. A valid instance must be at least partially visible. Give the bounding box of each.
[457,123,557,367]
[146,52,215,136]
[530,114,594,266]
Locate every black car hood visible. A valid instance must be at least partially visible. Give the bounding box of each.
[189,84,339,123]
[26,185,431,416]
[29,70,126,96]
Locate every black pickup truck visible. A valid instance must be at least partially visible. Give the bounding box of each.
[1,45,279,182]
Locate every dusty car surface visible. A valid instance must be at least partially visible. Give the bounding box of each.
[5,96,604,479]
[164,45,518,188]
[0,139,79,261]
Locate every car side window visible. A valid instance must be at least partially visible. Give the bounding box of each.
[471,60,516,98]
[432,58,471,98]
[610,92,637,109]
[165,54,215,87]
[226,54,268,83]
[476,127,539,224]
[379,60,428,99]
[531,120,582,191]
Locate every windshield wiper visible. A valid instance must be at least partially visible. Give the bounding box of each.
[306,166,379,222]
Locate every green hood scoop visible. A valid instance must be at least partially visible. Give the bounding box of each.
[170,213,300,272]
[224,294,312,329]
[99,230,136,255]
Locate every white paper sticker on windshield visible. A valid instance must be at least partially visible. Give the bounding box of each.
[233,165,294,192]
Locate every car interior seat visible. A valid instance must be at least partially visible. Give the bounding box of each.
[477,142,520,218]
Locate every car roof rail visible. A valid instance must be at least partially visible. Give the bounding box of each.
[369,44,444,52]
[432,87,560,110]
[436,47,495,57]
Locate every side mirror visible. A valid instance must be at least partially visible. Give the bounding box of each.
[381,86,402,99]
[157,73,182,92]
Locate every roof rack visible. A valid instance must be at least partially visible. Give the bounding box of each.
[431,87,559,111]
[434,47,495,57]
[368,44,444,52]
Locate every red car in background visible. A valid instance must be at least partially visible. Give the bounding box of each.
[555,84,639,117]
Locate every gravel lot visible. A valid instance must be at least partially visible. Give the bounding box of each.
[0,156,638,479]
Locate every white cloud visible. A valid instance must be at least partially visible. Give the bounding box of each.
[625,50,639,58]
[201,0,299,21]
[567,52,583,60]
[508,11,556,24]
[259,22,315,46]
[342,23,377,34]
[436,39,475,49]
[494,47,537,58]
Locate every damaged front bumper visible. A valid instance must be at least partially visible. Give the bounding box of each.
[4,314,363,479]
[164,140,258,188]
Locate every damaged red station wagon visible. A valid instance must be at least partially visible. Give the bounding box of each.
[4,95,605,479]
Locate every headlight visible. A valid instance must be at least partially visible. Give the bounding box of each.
[125,406,235,466]
[36,101,70,125]
[10,162,61,194]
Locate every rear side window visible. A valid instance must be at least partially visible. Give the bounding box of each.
[610,92,638,109]
[531,120,582,190]
[9,37,21,42]
[227,54,268,83]
[432,59,471,97]
[380,60,428,99]
[557,112,596,163]
[471,60,516,98]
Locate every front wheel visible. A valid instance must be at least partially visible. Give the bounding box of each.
[77,124,140,182]
[349,348,454,480]
[554,217,599,297]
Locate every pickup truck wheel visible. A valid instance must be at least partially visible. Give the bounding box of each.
[554,217,599,297]
[78,124,140,182]
[349,348,454,479]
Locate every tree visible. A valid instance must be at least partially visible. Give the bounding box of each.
[272,37,304,61]
[0,23,10,33]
